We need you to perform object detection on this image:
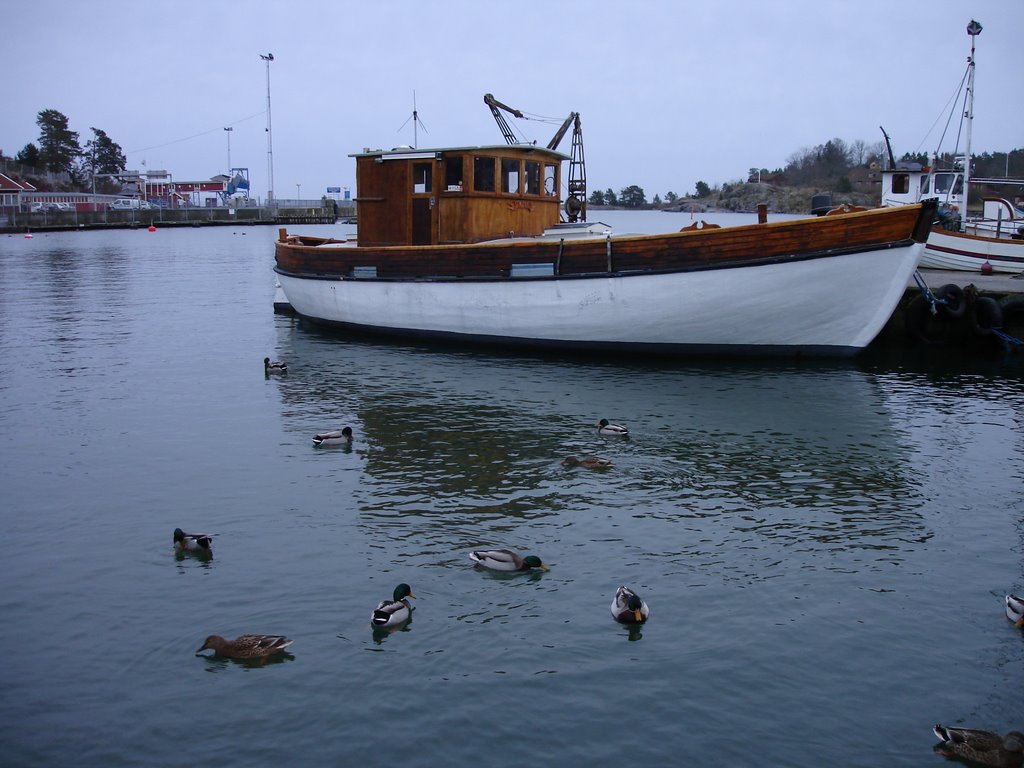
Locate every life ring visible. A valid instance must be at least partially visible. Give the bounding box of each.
[969,296,1002,336]
[934,283,966,319]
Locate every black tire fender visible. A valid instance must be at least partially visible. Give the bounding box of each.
[935,283,966,319]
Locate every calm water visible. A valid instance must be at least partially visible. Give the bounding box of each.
[1,213,1022,767]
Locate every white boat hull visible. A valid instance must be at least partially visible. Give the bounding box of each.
[278,242,923,356]
[920,229,1024,274]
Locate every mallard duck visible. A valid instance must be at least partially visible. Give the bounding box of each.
[371,583,416,628]
[469,549,549,572]
[195,634,293,659]
[932,725,1024,767]
[596,418,629,436]
[173,528,212,554]
[313,426,353,447]
[264,357,288,374]
[1006,594,1024,627]
[562,455,613,469]
[610,585,650,624]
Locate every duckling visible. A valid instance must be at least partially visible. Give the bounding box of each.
[195,634,293,660]
[173,528,212,555]
[264,357,288,375]
[562,455,613,469]
[610,585,650,624]
[313,426,353,447]
[596,418,629,436]
[1006,594,1024,627]
[371,583,416,628]
[469,549,549,572]
[932,725,1024,767]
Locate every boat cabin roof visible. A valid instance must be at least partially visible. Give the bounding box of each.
[351,144,570,161]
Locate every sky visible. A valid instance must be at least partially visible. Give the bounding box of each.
[4,0,1022,201]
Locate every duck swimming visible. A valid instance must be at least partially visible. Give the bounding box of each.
[173,528,212,555]
[596,418,628,436]
[313,426,353,447]
[562,455,613,469]
[932,725,1024,767]
[195,634,293,660]
[1006,594,1024,627]
[264,357,288,375]
[610,586,650,624]
[371,583,416,628]
[469,549,549,572]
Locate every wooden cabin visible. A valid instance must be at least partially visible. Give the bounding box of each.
[352,145,567,247]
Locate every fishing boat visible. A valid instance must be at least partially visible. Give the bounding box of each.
[275,98,935,358]
[879,19,1024,274]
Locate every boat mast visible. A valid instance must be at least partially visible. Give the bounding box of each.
[962,20,982,216]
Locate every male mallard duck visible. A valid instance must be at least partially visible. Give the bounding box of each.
[313,426,353,447]
[469,549,549,572]
[264,357,288,374]
[173,528,212,555]
[596,418,629,436]
[371,583,416,628]
[932,725,1024,767]
[195,634,293,659]
[1006,594,1024,627]
[610,585,650,624]
[562,455,613,469]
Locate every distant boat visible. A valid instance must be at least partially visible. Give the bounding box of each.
[880,19,1024,274]
[275,98,935,358]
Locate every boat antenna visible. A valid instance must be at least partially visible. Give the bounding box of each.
[397,91,429,148]
[962,20,982,211]
[879,126,896,170]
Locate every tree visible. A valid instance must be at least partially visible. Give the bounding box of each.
[652,193,662,206]
[619,185,646,208]
[695,180,711,198]
[588,189,605,206]
[15,143,40,168]
[604,187,618,206]
[84,127,126,175]
[666,191,678,203]
[36,108,80,174]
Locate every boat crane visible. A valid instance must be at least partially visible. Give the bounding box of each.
[483,93,587,222]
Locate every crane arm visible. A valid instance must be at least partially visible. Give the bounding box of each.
[484,93,524,145]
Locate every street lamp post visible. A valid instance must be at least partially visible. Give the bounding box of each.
[296,183,301,201]
[259,53,275,203]
[224,127,233,175]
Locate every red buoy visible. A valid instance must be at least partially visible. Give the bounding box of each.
[980,260,993,275]
[147,225,157,232]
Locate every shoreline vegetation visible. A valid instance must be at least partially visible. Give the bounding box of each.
[591,182,876,216]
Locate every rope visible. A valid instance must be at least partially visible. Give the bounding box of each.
[992,328,1023,347]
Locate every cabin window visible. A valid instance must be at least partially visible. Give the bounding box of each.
[445,156,464,191]
[412,162,432,194]
[891,173,909,195]
[525,161,540,195]
[501,159,520,194]
[474,156,495,192]
[544,163,557,195]
[921,176,930,194]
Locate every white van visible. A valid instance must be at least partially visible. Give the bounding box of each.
[109,198,150,210]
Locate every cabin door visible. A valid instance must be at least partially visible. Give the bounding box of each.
[412,198,432,245]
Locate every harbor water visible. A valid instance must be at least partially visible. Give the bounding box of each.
[1,212,1022,767]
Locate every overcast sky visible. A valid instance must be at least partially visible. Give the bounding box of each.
[5,1,1022,201]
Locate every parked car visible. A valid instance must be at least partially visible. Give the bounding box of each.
[109,198,148,210]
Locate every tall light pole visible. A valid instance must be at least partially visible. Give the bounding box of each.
[296,183,301,200]
[223,127,233,175]
[260,53,275,203]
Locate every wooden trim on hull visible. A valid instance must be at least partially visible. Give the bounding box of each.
[275,202,935,282]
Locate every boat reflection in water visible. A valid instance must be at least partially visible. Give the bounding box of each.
[269,323,924,580]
